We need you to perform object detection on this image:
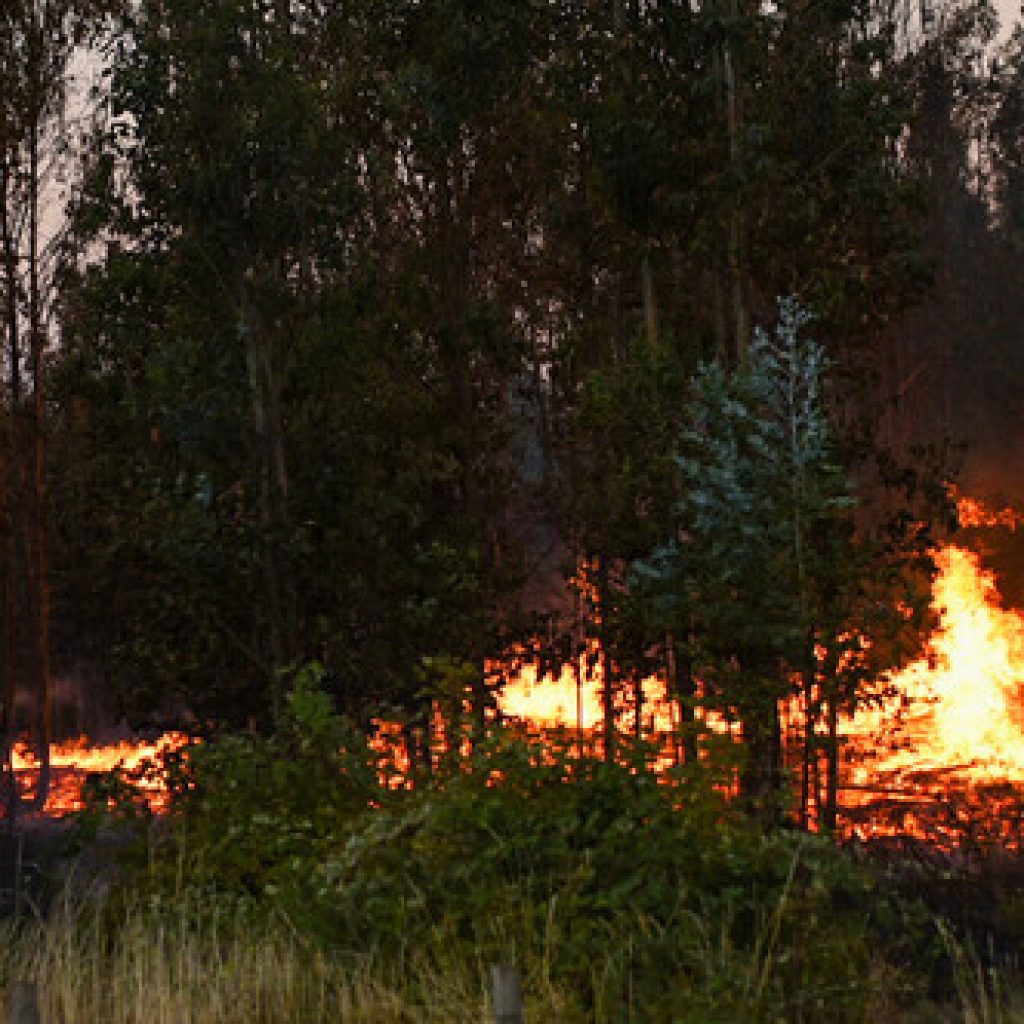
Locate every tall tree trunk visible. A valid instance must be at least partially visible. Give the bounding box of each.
[26,60,51,812]
[669,634,698,765]
[738,651,783,821]
[800,640,817,830]
[1,162,20,404]
[823,676,841,831]
[241,271,288,711]
[711,46,731,365]
[1,458,18,827]
[596,557,615,762]
[723,2,749,366]
[0,156,17,823]
[640,248,658,349]
[633,669,644,762]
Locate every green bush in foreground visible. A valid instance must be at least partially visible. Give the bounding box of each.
[62,674,939,1022]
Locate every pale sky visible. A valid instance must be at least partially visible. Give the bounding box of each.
[37,0,1024,275]
[996,0,1021,41]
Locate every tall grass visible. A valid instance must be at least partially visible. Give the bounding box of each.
[0,883,920,1024]
[0,893,500,1024]
[933,919,1024,1024]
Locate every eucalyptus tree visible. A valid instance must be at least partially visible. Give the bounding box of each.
[54,0,556,732]
[632,301,934,821]
[543,0,931,763]
[55,0,370,723]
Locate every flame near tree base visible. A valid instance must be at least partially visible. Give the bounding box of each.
[10,498,1024,848]
[850,545,1024,787]
[486,505,1024,846]
[840,542,1024,848]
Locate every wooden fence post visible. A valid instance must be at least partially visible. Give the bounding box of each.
[490,963,523,1024]
[9,981,40,1024]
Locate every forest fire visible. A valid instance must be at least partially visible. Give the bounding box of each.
[494,495,1024,846]
[10,732,190,816]
[9,493,1024,846]
[846,545,1024,789]
[840,535,1024,847]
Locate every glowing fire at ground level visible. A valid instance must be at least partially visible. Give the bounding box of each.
[9,733,190,816]
[10,516,1024,846]
[489,541,1024,844]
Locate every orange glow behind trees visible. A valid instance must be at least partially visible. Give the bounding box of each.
[13,495,1024,845]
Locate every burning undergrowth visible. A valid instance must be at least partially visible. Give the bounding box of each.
[11,551,1024,1021]
[9,495,1024,864]
[839,501,1024,853]
[8,733,191,819]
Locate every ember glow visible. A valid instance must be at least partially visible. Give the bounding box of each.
[12,493,1024,843]
[11,732,190,816]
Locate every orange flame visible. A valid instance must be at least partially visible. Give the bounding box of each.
[846,543,1024,788]
[10,732,190,816]
[13,492,1024,845]
[954,490,1024,531]
[495,494,1024,843]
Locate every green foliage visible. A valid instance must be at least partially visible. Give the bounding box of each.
[628,299,938,815]
[310,761,897,1020]
[51,0,547,730]
[79,665,379,895]
[48,0,949,734]
[75,670,920,1022]
[636,299,852,655]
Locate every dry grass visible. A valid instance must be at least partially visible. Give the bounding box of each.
[0,894,495,1024]
[0,883,959,1024]
[0,888,613,1024]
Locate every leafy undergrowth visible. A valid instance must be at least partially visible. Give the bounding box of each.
[1,672,999,1023]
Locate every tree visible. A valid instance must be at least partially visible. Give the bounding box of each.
[534,0,937,766]
[633,299,933,819]
[1,0,115,819]
[54,0,543,733]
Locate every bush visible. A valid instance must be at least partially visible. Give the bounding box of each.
[74,672,927,1021]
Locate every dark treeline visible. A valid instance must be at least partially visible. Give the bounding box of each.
[2,0,1024,819]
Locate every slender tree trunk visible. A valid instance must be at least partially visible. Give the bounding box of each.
[823,684,840,831]
[0,146,18,825]
[666,632,680,766]
[470,670,487,753]
[738,651,783,821]
[1,472,17,826]
[1,162,20,403]
[574,656,584,758]
[241,272,288,710]
[668,632,698,766]
[633,670,644,763]
[711,46,731,365]
[800,642,817,830]
[26,68,51,812]
[640,248,658,349]
[596,557,615,763]
[723,3,749,365]
[679,648,698,766]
